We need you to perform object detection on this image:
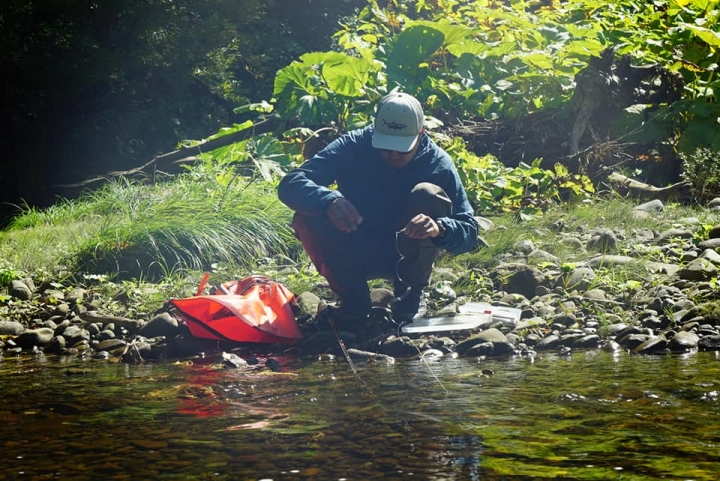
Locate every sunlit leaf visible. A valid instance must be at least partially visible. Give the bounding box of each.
[386,25,445,89]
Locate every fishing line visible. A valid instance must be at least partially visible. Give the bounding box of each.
[392,229,449,395]
[329,319,368,389]
[390,230,411,311]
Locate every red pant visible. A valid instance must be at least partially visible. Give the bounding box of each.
[291,182,452,307]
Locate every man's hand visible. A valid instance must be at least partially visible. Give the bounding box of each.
[402,214,440,239]
[327,197,363,233]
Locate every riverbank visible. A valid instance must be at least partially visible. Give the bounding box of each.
[2,197,720,364]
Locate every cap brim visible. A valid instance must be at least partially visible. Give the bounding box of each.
[372,131,419,153]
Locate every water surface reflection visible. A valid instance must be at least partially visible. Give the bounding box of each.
[0,349,718,480]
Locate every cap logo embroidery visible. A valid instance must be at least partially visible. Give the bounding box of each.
[382,119,407,131]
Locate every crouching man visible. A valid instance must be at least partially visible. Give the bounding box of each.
[278,92,479,325]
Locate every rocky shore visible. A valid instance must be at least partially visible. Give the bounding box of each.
[2,198,720,365]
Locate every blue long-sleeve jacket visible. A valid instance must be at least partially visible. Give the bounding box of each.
[278,125,478,255]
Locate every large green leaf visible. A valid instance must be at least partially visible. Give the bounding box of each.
[408,20,474,49]
[273,61,319,115]
[250,135,294,182]
[681,23,720,48]
[317,52,376,97]
[386,25,445,90]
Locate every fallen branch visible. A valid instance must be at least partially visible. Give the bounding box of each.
[56,117,276,190]
[608,171,691,200]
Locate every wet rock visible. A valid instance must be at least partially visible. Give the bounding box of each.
[534,333,561,351]
[456,328,515,356]
[378,336,418,358]
[347,348,395,363]
[633,336,668,354]
[572,334,602,349]
[560,333,584,347]
[139,312,179,338]
[98,329,116,341]
[79,311,144,334]
[552,312,577,327]
[699,334,720,351]
[667,331,699,351]
[465,341,494,357]
[602,340,621,352]
[68,328,91,345]
[0,320,25,336]
[86,323,101,336]
[618,333,651,349]
[15,328,55,349]
[220,352,248,368]
[44,336,66,354]
[97,339,127,354]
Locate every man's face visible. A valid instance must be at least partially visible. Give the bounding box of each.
[378,135,421,169]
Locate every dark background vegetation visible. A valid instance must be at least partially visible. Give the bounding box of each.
[1,0,366,225]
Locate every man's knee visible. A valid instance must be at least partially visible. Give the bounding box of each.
[407,182,452,218]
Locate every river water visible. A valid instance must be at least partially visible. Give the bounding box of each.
[1,348,718,480]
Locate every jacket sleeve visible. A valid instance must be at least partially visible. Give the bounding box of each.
[277,136,349,217]
[432,162,479,255]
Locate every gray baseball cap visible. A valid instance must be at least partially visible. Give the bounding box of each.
[372,92,424,152]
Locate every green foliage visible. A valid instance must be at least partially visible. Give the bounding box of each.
[679,147,720,202]
[69,172,295,280]
[0,260,22,287]
[442,137,594,217]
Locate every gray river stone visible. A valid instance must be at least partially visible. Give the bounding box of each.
[138,312,179,338]
[699,334,720,350]
[656,228,694,243]
[528,249,559,265]
[708,224,720,239]
[534,333,561,351]
[557,267,596,291]
[572,334,602,348]
[633,336,668,354]
[0,321,24,336]
[667,331,699,351]
[456,328,514,356]
[618,333,651,349]
[44,336,66,354]
[698,238,720,250]
[634,199,664,212]
[97,339,127,354]
[10,280,33,301]
[465,341,494,357]
[699,249,720,264]
[587,228,618,251]
[491,263,547,299]
[678,258,717,281]
[15,328,55,349]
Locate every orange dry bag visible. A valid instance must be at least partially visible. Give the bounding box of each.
[169,275,303,344]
